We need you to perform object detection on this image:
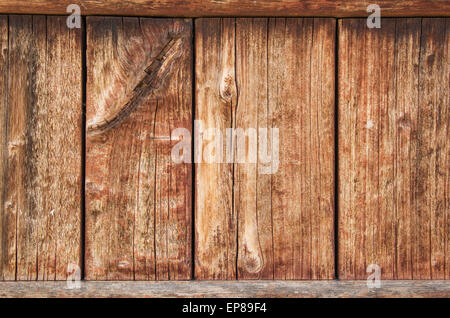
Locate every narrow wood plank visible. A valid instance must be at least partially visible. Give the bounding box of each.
[85,17,193,280]
[1,281,450,298]
[338,18,449,280]
[235,18,272,280]
[0,15,12,280]
[0,15,82,280]
[195,18,335,280]
[194,18,236,280]
[0,1,449,17]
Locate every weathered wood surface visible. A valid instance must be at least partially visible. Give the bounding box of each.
[1,280,449,298]
[338,18,449,280]
[195,18,335,280]
[0,1,449,17]
[0,15,82,280]
[85,17,193,280]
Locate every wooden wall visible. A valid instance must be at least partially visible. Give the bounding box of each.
[0,16,448,280]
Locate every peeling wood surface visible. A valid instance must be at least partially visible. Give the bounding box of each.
[0,1,449,17]
[85,17,193,280]
[1,280,450,298]
[0,15,82,280]
[338,18,449,280]
[195,18,335,280]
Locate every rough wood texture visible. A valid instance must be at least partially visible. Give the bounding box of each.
[0,15,82,280]
[85,17,193,280]
[338,18,449,280]
[0,1,449,17]
[195,18,335,280]
[1,280,449,298]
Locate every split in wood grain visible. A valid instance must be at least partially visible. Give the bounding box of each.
[87,34,184,136]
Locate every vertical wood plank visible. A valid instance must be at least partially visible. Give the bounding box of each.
[194,18,237,280]
[268,18,335,280]
[0,15,82,280]
[338,18,449,279]
[195,18,335,280]
[85,17,193,280]
[419,18,449,280]
[235,18,272,279]
[0,15,13,280]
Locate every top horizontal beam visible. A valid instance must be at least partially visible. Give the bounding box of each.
[0,1,449,17]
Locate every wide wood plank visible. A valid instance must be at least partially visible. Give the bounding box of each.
[85,17,193,280]
[0,15,82,280]
[338,18,449,279]
[195,18,335,280]
[0,1,449,17]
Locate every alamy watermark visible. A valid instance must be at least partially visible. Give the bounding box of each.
[66,4,81,29]
[366,264,381,288]
[170,120,279,174]
[66,263,81,289]
[367,4,381,28]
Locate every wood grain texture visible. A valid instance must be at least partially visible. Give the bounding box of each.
[85,17,193,280]
[338,18,449,280]
[1,281,450,298]
[194,18,236,280]
[0,1,449,17]
[0,15,82,280]
[195,18,335,280]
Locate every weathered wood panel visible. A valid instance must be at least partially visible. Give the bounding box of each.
[0,1,449,17]
[338,18,449,280]
[85,17,193,280]
[195,18,335,280]
[0,15,82,280]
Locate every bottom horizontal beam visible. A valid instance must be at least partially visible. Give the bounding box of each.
[0,281,449,298]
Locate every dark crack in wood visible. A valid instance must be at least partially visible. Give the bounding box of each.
[87,34,183,136]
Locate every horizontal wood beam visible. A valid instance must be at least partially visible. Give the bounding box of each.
[0,1,449,17]
[1,281,449,298]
